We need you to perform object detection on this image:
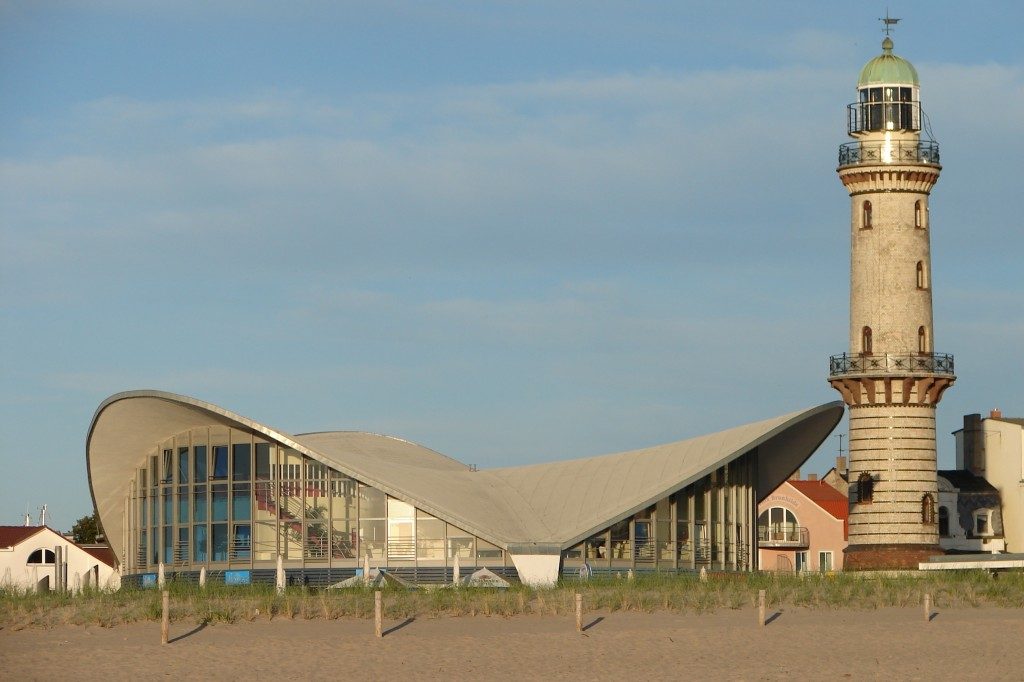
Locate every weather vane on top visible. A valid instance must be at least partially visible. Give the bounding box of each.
[879,10,901,36]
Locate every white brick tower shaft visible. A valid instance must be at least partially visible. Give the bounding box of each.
[828,36,954,570]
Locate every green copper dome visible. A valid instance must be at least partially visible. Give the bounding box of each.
[858,37,919,86]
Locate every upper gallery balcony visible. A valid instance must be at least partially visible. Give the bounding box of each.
[829,352,955,379]
[757,525,809,548]
[838,139,940,167]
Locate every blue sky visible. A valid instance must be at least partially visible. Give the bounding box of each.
[2,1,1022,531]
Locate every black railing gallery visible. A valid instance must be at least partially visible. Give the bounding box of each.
[838,140,940,166]
[829,352,954,377]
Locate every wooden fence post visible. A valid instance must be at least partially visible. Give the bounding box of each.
[924,593,931,623]
[575,593,583,632]
[758,589,766,627]
[161,590,170,645]
[374,590,383,638]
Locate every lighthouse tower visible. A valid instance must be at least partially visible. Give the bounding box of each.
[828,33,955,569]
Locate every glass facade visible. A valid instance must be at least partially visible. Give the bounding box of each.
[562,451,758,573]
[127,426,509,573]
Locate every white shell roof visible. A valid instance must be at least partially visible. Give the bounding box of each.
[87,391,843,565]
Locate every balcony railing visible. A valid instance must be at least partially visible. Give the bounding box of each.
[838,140,940,167]
[757,525,809,548]
[829,352,955,377]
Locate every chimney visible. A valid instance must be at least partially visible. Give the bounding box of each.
[964,413,983,474]
[789,469,801,481]
[991,408,1003,420]
[836,456,847,475]
[807,473,818,482]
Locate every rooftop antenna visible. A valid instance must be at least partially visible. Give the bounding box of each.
[38,504,47,527]
[879,10,900,37]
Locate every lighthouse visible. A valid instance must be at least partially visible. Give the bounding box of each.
[828,31,955,569]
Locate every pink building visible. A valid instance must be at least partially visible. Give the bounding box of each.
[757,479,848,572]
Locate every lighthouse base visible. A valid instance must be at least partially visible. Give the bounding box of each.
[844,544,944,571]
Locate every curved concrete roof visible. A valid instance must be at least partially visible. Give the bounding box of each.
[87,390,843,565]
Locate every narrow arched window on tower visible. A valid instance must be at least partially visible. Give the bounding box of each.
[861,326,873,355]
[922,494,936,525]
[916,261,928,289]
[918,326,928,354]
[862,200,873,229]
[857,473,874,504]
[914,200,924,228]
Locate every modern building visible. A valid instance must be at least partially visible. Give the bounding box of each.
[0,525,119,592]
[757,476,848,572]
[953,411,1024,552]
[827,32,954,569]
[87,391,842,586]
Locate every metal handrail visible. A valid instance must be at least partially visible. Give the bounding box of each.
[829,352,954,377]
[757,525,810,547]
[838,139,940,166]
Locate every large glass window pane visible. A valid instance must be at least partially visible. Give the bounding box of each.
[193,485,207,522]
[476,538,502,561]
[162,488,172,524]
[232,443,251,481]
[359,519,386,559]
[446,524,474,560]
[232,484,251,521]
[150,495,157,530]
[610,519,630,560]
[178,486,189,523]
[255,443,271,480]
[416,512,445,560]
[194,525,208,563]
[331,518,356,559]
[212,484,228,521]
[359,485,386,518]
[387,497,414,519]
[162,449,173,483]
[194,445,207,481]
[177,447,189,484]
[213,446,229,480]
[211,523,228,562]
[330,476,356,521]
[177,527,189,563]
[305,521,327,560]
[253,481,276,523]
[232,524,251,560]
[163,526,173,564]
[253,521,276,562]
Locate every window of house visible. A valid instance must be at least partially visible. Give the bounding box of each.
[938,506,950,537]
[862,200,873,229]
[921,494,936,525]
[861,326,873,355]
[857,473,874,504]
[818,551,833,572]
[27,548,55,564]
[916,261,928,289]
[975,511,991,536]
[757,507,799,543]
[795,551,809,573]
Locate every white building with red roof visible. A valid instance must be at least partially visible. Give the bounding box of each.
[0,525,120,592]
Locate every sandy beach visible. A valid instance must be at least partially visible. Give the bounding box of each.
[3,606,1023,680]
